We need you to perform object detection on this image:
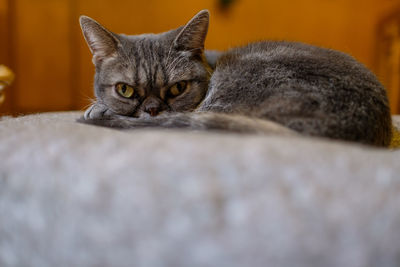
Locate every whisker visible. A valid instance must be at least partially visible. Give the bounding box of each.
[78,92,97,111]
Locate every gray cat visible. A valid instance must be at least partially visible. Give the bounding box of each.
[79,10,392,146]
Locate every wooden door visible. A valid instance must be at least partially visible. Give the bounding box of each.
[377,10,400,114]
[0,0,12,113]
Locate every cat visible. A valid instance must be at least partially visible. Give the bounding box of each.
[79,10,392,147]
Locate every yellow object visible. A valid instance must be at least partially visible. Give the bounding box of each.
[169,81,188,97]
[116,83,135,98]
[0,65,15,105]
[390,126,400,149]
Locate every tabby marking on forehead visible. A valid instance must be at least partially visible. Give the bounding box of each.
[128,40,170,89]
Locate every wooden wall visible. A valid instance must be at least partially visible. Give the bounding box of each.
[0,0,11,113]
[0,0,399,115]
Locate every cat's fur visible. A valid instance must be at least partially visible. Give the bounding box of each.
[79,10,392,146]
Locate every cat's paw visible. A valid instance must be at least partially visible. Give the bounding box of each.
[84,103,115,120]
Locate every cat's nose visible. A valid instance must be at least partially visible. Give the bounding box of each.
[147,107,159,117]
[143,96,164,116]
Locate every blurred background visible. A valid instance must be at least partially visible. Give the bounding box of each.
[0,0,399,115]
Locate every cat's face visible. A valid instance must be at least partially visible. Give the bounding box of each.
[80,10,211,117]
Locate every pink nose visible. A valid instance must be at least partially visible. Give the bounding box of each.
[147,107,159,117]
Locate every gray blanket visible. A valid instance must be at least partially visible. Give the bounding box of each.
[1,112,400,267]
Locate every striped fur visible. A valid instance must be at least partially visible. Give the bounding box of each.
[80,10,392,146]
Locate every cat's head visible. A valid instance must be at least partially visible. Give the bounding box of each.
[80,10,211,117]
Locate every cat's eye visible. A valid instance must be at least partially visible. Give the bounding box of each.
[168,81,188,98]
[116,83,135,98]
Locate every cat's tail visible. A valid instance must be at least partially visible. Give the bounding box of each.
[78,112,296,136]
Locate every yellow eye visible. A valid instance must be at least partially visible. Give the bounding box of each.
[116,83,135,98]
[168,81,188,98]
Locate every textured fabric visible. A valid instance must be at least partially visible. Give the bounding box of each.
[1,112,400,267]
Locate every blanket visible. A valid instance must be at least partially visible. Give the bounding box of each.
[0,112,400,267]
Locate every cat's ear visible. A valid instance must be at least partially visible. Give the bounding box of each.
[174,10,209,55]
[80,16,120,65]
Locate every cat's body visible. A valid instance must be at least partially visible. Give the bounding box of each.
[80,10,392,146]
